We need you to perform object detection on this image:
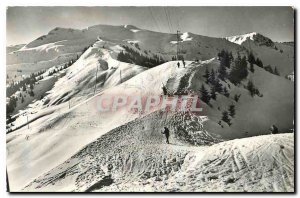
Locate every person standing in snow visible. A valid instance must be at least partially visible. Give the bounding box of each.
[177,62,180,68]
[162,127,170,144]
[269,124,279,134]
[182,59,186,68]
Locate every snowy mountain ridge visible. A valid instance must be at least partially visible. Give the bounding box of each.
[7,24,293,77]
[225,32,258,45]
[226,32,276,49]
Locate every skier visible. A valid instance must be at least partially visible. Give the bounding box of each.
[182,59,186,68]
[162,127,170,144]
[269,124,279,134]
[177,62,180,68]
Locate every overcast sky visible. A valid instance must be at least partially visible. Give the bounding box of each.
[6,6,294,45]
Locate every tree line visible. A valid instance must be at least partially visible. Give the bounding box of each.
[117,44,166,68]
[6,56,79,119]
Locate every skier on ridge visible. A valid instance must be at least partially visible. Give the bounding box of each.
[162,127,170,144]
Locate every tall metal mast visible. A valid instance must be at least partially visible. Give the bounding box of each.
[177,30,180,60]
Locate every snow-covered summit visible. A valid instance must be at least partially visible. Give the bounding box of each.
[181,32,193,41]
[170,32,193,44]
[225,32,258,45]
[226,32,276,49]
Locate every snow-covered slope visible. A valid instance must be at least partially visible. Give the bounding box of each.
[6,58,203,191]
[6,38,148,130]
[45,40,148,107]
[22,133,294,192]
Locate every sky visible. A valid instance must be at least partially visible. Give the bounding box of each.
[6,6,294,45]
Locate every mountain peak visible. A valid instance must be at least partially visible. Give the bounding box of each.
[226,32,275,48]
[225,32,258,45]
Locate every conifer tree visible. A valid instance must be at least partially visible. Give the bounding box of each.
[209,69,216,84]
[274,67,280,76]
[247,80,255,97]
[229,54,248,84]
[203,67,210,83]
[199,84,210,104]
[218,61,227,81]
[229,52,234,63]
[221,111,231,125]
[229,53,241,84]
[223,87,230,97]
[256,58,263,68]
[248,51,256,64]
[221,51,231,68]
[234,94,241,102]
[228,104,235,117]
[240,56,248,78]
[250,63,255,73]
[214,78,223,93]
[210,86,217,100]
